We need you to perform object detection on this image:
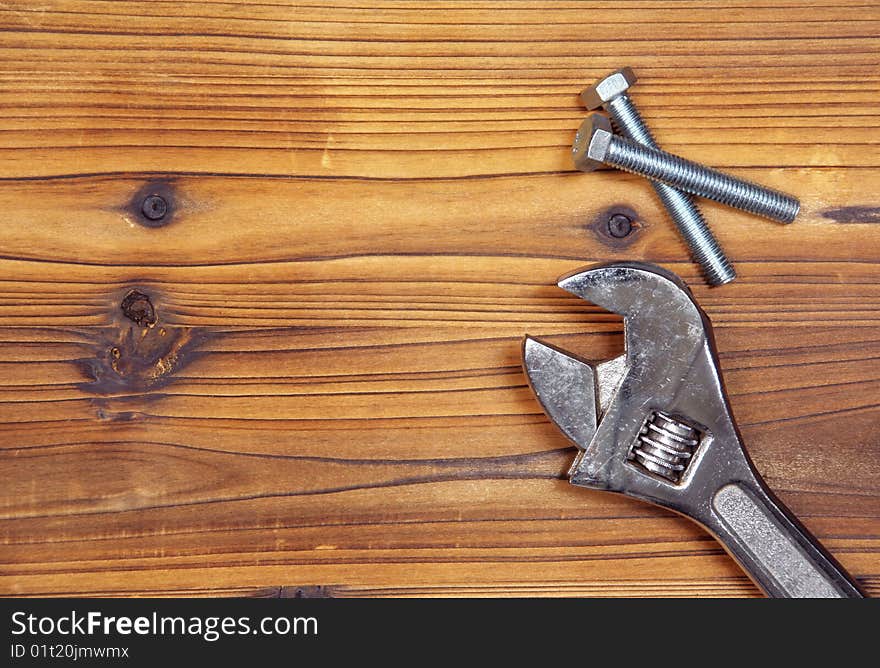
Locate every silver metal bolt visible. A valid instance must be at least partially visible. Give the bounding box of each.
[581,68,735,286]
[574,114,800,224]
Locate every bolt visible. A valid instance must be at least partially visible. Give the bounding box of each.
[607,213,634,238]
[141,194,168,221]
[581,68,735,286]
[573,114,800,224]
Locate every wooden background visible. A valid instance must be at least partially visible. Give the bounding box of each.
[0,0,878,597]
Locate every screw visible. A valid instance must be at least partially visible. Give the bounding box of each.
[607,213,634,238]
[141,194,168,221]
[581,68,735,286]
[574,114,800,224]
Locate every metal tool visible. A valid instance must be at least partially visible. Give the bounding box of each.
[573,114,800,224]
[523,261,863,597]
[581,68,736,286]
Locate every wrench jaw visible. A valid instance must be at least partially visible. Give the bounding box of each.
[522,337,631,454]
[522,337,600,451]
[557,261,706,360]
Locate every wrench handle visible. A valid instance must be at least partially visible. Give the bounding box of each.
[706,482,864,598]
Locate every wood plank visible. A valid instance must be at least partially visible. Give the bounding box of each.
[0,0,877,597]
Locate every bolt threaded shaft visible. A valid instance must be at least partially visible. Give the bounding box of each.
[606,95,735,286]
[604,135,800,224]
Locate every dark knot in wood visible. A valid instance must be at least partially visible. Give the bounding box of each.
[120,290,156,327]
[590,205,644,248]
[127,180,176,228]
[77,288,211,398]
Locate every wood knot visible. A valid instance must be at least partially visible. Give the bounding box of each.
[120,290,156,327]
[76,288,210,397]
[127,180,176,228]
[820,206,880,224]
[279,585,335,598]
[589,205,644,247]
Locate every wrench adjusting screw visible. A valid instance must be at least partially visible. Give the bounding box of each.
[582,68,736,286]
[628,411,702,484]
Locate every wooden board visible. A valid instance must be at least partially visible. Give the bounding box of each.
[1,0,878,597]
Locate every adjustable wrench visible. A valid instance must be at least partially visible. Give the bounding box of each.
[523,261,864,597]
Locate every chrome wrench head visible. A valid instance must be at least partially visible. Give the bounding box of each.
[523,262,863,597]
[524,261,746,510]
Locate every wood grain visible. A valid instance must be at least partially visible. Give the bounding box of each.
[0,0,878,597]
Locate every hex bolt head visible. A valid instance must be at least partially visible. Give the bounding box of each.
[572,114,614,172]
[580,67,638,110]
